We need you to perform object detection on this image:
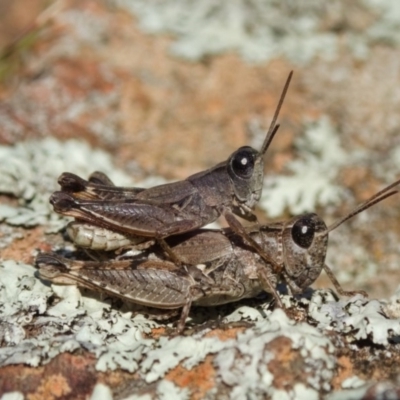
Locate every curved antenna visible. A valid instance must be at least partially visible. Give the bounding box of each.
[326,178,400,234]
[260,70,293,155]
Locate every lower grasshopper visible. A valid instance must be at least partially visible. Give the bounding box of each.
[49,73,293,265]
[36,178,400,333]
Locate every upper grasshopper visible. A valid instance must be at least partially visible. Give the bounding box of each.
[50,72,293,263]
[37,177,400,333]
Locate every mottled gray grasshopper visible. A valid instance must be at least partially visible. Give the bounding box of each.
[49,72,293,265]
[37,177,400,333]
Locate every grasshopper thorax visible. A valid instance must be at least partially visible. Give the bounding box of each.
[227,146,264,208]
[282,213,328,290]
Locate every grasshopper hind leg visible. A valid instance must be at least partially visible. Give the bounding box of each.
[175,285,205,335]
[224,212,283,308]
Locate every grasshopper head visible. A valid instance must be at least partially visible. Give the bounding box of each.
[281,213,328,291]
[227,146,264,209]
[279,178,400,293]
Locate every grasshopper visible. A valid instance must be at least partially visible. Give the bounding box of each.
[57,171,152,251]
[49,72,293,264]
[37,177,400,333]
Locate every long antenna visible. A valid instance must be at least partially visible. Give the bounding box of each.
[260,70,293,154]
[326,178,400,234]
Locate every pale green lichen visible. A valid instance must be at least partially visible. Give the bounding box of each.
[122,394,153,400]
[117,0,400,64]
[214,308,335,398]
[156,381,190,400]
[0,392,25,400]
[0,260,158,368]
[260,116,350,217]
[272,384,320,400]
[89,383,113,400]
[309,290,400,345]
[341,376,367,389]
[363,0,400,45]
[118,0,337,64]
[382,286,400,319]
[325,386,370,400]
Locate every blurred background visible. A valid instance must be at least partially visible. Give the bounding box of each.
[1,0,400,298]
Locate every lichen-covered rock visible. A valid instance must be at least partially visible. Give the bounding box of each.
[2,1,400,398]
[2,258,400,398]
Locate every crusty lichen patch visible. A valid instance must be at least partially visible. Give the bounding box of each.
[260,116,349,217]
[118,0,400,64]
[0,138,134,232]
[309,290,400,345]
[3,259,400,398]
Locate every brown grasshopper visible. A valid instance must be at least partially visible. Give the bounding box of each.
[49,72,293,264]
[36,177,400,333]
[57,172,152,251]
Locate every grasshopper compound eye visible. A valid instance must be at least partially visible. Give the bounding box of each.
[229,146,257,179]
[291,215,316,248]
